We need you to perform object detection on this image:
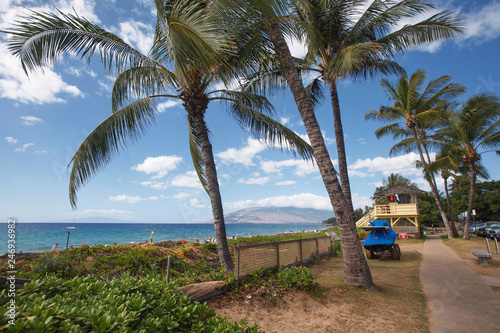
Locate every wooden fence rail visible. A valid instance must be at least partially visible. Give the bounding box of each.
[234,236,332,282]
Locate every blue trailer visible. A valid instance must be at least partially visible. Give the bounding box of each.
[362,220,401,260]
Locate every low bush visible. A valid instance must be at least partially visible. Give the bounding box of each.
[0,274,261,332]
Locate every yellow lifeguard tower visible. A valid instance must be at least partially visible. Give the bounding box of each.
[356,184,427,235]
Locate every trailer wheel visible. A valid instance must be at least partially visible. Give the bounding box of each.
[366,249,374,259]
[391,244,401,260]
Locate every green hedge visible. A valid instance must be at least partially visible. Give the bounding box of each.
[0,274,260,332]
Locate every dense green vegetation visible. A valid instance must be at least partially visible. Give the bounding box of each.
[0,274,261,332]
[450,180,500,221]
[1,243,227,286]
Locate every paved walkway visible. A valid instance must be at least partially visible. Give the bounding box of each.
[420,235,500,333]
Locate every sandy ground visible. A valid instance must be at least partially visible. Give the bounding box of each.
[209,242,427,333]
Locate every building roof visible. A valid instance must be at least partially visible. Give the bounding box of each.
[374,184,427,197]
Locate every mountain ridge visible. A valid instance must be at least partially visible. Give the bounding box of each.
[207,206,334,224]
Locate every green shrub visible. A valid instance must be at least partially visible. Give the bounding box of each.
[275,266,315,290]
[0,274,261,332]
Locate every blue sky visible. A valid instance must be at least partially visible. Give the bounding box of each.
[1,0,499,223]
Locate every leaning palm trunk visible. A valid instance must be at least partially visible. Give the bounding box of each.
[412,130,455,238]
[186,97,234,271]
[463,162,477,240]
[264,15,373,288]
[443,176,458,235]
[328,79,354,214]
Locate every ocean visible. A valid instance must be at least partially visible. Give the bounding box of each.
[0,222,324,254]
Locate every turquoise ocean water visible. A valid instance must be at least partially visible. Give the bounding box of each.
[0,222,324,254]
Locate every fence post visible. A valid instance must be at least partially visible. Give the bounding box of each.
[315,237,319,256]
[299,239,303,263]
[166,256,172,283]
[276,241,280,269]
[237,244,241,285]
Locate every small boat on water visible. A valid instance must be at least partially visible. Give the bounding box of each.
[66,227,77,229]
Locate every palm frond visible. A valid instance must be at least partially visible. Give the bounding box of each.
[69,98,157,208]
[377,10,464,52]
[167,0,236,75]
[111,65,179,112]
[220,90,314,160]
[4,9,154,75]
[305,76,325,109]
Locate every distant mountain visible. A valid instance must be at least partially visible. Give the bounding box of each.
[207,206,334,224]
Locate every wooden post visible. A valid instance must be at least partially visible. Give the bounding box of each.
[237,244,240,285]
[315,237,319,256]
[166,256,172,283]
[276,242,280,269]
[299,239,303,263]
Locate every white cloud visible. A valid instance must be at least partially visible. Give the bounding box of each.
[0,44,84,104]
[54,0,100,23]
[109,195,145,204]
[217,137,268,166]
[112,19,154,55]
[5,136,17,144]
[157,100,181,113]
[238,176,270,185]
[173,192,193,200]
[20,115,42,126]
[286,37,307,59]
[462,1,500,43]
[260,159,317,177]
[0,1,102,105]
[275,180,297,186]
[15,142,34,152]
[140,180,168,190]
[70,209,135,220]
[226,193,332,211]
[170,171,203,189]
[65,66,97,78]
[349,152,430,177]
[189,198,206,209]
[132,155,182,179]
[280,117,290,125]
[33,150,48,155]
[351,193,374,211]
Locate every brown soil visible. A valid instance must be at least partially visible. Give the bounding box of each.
[208,241,428,333]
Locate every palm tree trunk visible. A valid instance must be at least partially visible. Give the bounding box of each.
[463,162,477,240]
[328,79,354,214]
[187,97,234,271]
[264,15,374,289]
[412,131,455,238]
[443,176,458,236]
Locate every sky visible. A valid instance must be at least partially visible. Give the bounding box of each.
[1,0,499,223]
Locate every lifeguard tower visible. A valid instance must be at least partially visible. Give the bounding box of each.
[356,184,427,237]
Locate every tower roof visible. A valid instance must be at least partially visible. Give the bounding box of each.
[374,184,427,197]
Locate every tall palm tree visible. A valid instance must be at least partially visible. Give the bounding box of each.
[365,69,465,239]
[291,0,463,213]
[4,1,313,271]
[244,0,375,289]
[431,94,500,239]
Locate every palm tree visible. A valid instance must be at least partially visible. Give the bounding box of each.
[365,69,465,239]
[431,94,500,239]
[4,1,313,271]
[243,0,375,289]
[290,0,463,213]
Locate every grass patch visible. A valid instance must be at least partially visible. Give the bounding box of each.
[441,236,500,278]
[308,245,428,332]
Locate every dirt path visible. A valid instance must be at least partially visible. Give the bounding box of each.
[420,235,500,333]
